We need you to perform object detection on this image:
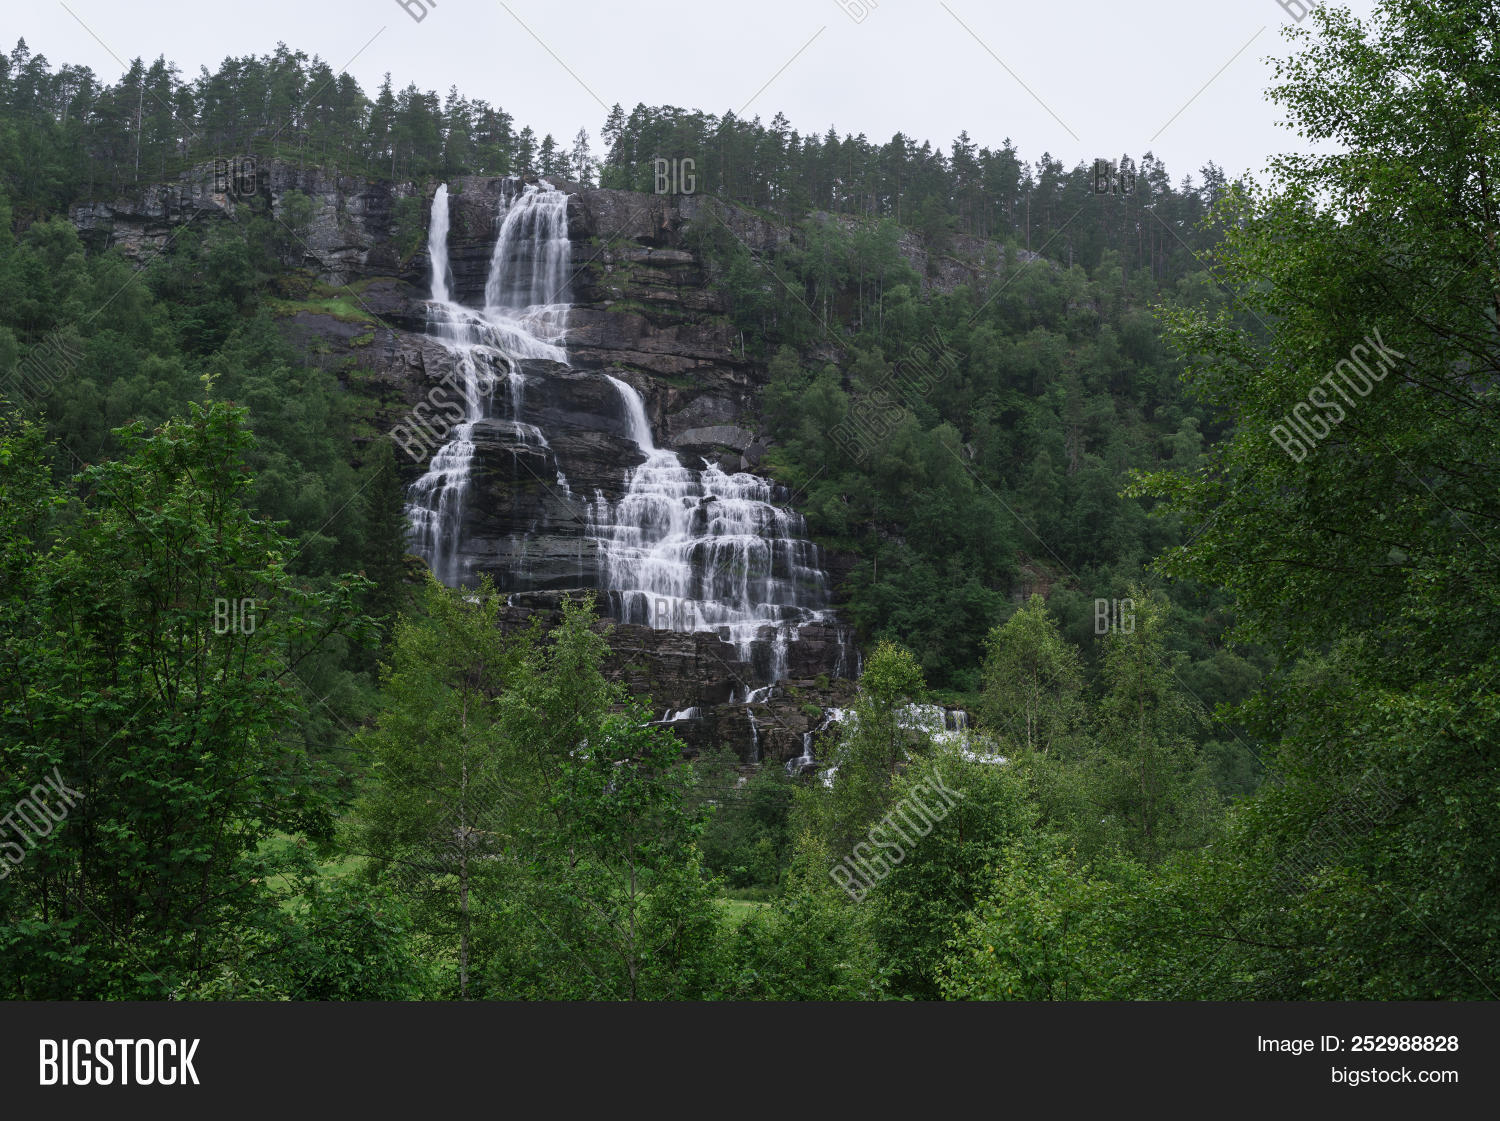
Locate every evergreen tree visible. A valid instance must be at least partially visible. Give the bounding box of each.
[569,127,595,186]
[537,132,560,178]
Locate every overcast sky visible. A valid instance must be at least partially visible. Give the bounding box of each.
[21,0,1377,185]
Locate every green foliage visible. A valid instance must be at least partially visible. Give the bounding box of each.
[483,599,727,999]
[705,203,1253,704]
[273,880,430,1000]
[866,751,1034,999]
[939,834,1146,1000]
[0,400,374,997]
[0,194,391,763]
[494,707,726,1000]
[722,835,886,1000]
[389,195,424,264]
[979,594,1086,756]
[352,589,728,1000]
[796,640,927,856]
[355,436,414,656]
[0,41,558,203]
[348,575,519,999]
[186,880,431,1001]
[1089,588,1215,862]
[1129,0,1500,994]
[692,747,795,890]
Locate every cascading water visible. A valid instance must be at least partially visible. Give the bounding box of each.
[588,376,842,688]
[483,179,571,351]
[786,704,1004,775]
[786,707,844,776]
[427,183,453,305]
[407,176,854,747]
[406,180,573,584]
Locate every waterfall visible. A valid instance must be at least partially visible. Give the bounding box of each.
[588,376,841,687]
[405,175,853,722]
[407,182,488,585]
[406,180,573,585]
[483,179,572,352]
[427,183,453,305]
[786,707,843,775]
[785,705,1002,776]
[899,704,975,747]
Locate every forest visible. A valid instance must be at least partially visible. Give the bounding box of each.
[1,0,1497,1002]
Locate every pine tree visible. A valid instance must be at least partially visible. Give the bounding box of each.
[515,124,536,172]
[537,132,559,178]
[569,127,594,186]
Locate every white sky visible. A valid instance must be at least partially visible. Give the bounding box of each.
[19,0,1377,185]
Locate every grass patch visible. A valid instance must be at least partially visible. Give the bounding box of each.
[257,832,368,912]
[714,896,768,928]
[267,293,381,325]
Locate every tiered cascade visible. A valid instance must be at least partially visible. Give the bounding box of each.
[406,181,572,584]
[588,374,844,688]
[409,176,853,710]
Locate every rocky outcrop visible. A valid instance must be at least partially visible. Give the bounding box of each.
[670,425,755,450]
[71,161,1039,311]
[71,160,421,287]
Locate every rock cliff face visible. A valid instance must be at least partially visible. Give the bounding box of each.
[72,161,421,287]
[395,176,781,598]
[76,161,1020,762]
